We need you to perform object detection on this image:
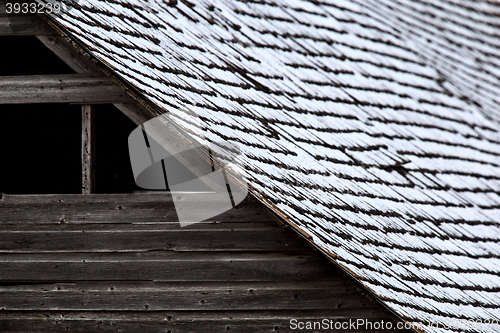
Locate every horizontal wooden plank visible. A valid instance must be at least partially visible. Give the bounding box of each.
[0,221,277,232]
[0,252,337,282]
[0,193,272,223]
[0,223,309,253]
[0,281,373,311]
[0,74,135,104]
[0,311,407,333]
[0,193,178,205]
[0,14,55,36]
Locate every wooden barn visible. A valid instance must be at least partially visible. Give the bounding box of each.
[2,0,500,332]
[0,2,407,332]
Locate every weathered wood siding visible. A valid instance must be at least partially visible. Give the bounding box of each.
[0,194,405,332]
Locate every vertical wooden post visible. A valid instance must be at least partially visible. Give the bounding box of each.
[82,105,96,194]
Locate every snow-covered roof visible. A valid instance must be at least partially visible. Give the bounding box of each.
[43,0,500,331]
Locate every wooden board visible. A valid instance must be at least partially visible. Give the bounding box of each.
[0,281,369,311]
[0,252,337,282]
[0,193,272,223]
[0,74,135,104]
[0,223,310,253]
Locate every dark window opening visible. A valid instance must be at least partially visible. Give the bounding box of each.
[0,36,81,194]
[95,104,142,194]
[0,104,83,194]
[0,104,143,194]
[0,36,142,194]
[0,36,75,76]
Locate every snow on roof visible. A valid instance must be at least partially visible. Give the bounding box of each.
[43,0,500,331]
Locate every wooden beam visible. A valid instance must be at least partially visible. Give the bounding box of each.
[0,15,55,36]
[81,105,96,194]
[37,35,153,121]
[36,27,157,124]
[36,34,152,123]
[37,35,102,74]
[114,101,154,126]
[36,25,241,197]
[0,74,136,104]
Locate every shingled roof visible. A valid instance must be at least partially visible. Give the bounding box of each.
[41,0,500,331]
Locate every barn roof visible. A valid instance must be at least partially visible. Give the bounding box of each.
[42,0,500,331]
